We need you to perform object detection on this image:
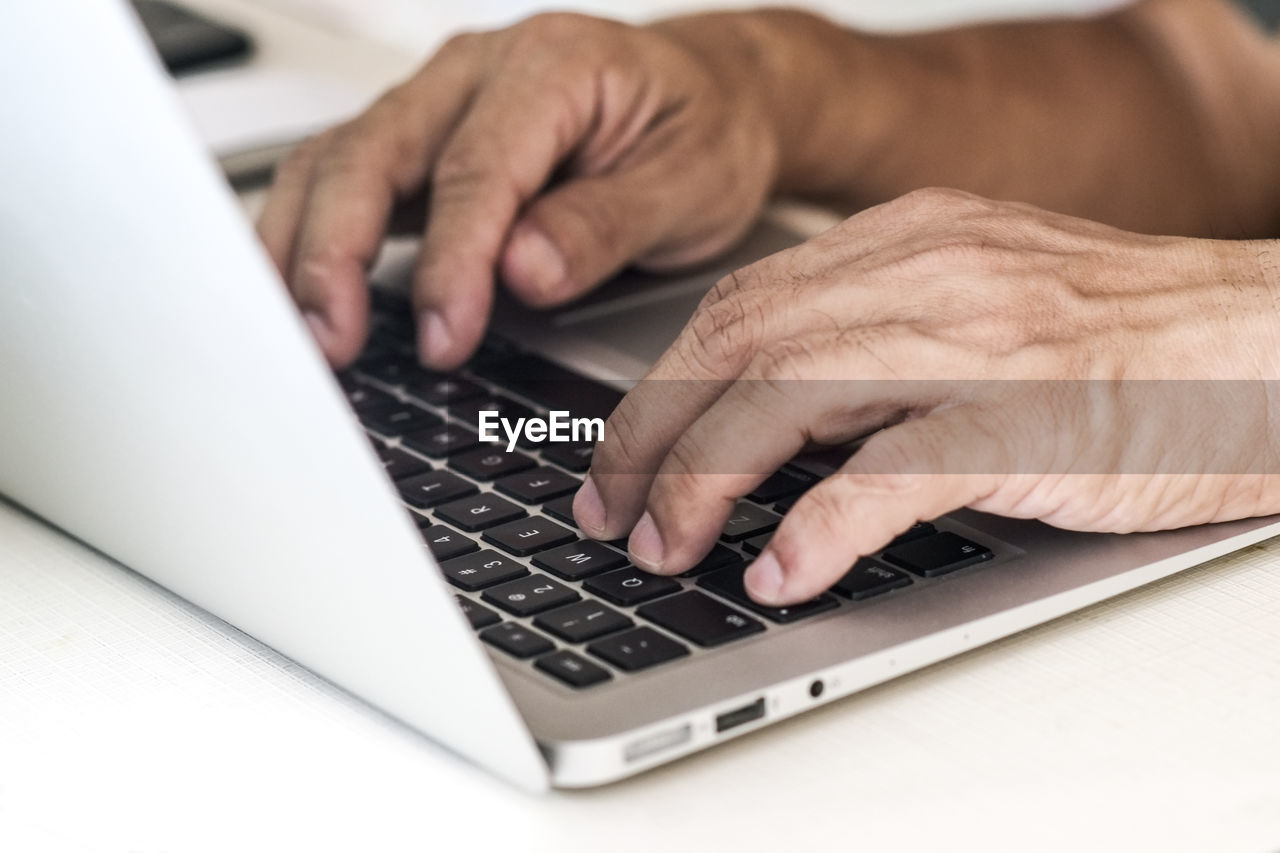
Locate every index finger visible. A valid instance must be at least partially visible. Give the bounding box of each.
[409,57,611,369]
[575,263,800,540]
[282,42,483,366]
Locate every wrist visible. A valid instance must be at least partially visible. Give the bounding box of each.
[651,10,887,200]
[1252,240,1280,374]
[1206,237,1280,378]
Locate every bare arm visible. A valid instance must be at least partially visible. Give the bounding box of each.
[663,0,1280,236]
[261,0,1280,370]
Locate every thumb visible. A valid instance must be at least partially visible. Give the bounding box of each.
[499,165,728,307]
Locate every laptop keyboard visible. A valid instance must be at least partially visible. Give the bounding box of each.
[338,294,998,691]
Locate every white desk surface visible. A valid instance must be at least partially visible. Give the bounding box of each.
[4,2,1280,851]
[5,495,1280,853]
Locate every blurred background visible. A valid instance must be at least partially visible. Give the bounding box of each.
[151,0,1132,178]
[246,0,1129,48]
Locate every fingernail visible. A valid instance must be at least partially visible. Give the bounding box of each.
[745,551,785,603]
[418,311,453,367]
[573,476,607,536]
[629,512,664,571]
[510,226,567,297]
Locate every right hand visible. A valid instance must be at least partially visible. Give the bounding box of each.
[256,12,781,369]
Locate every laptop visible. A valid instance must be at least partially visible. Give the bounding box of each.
[3,0,1278,792]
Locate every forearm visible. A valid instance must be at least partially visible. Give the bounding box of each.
[659,1,1280,237]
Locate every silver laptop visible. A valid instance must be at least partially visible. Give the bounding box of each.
[3,0,1278,791]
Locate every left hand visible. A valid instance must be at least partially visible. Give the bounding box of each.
[572,188,1280,605]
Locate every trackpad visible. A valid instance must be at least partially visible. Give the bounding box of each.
[489,218,803,380]
[548,219,803,366]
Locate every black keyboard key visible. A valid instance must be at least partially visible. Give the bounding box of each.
[720,502,782,543]
[435,493,525,532]
[541,442,596,473]
[742,534,771,556]
[353,341,400,366]
[532,540,628,581]
[421,524,479,562]
[403,375,485,407]
[637,591,764,648]
[368,308,414,343]
[832,559,912,600]
[679,544,740,578]
[882,532,993,577]
[534,600,633,643]
[360,401,442,437]
[376,444,431,481]
[456,595,500,629]
[482,574,581,616]
[473,354,624,421]
[449,394,535,426]
[784,449,849,481]
[584,568,682,607]
[535,650,612,688]
[480,622,555,659]
[541,494,579,527]
[358,355,419,385]
[402,424,481,458]
[888,522,937,548]
[494,467,581,504]
[342,381,397,413]
[482,517,576,557]
[439,550,528,591]
[773,496,801,514]
[698,564,838,624]
[397,470,477,509]
[449,447,537,481]
[747,471,809,504]
[587,627,689,672]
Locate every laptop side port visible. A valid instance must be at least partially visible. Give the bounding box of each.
[715,697,766,733]
[624,724,692,763]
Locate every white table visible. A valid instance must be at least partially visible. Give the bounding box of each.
[3,2,1279,851]
[6,495,1280,852]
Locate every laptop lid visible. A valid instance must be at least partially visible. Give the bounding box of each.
[0,1,547,791]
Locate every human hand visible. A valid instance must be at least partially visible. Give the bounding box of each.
[573,188,1280,604]
[257,12,780,369]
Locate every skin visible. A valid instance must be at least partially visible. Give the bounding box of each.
[258,13,779,369]
[578,189,1280,603]
[258,0,1280,603]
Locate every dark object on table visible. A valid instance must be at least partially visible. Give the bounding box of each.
[132,0,252,75]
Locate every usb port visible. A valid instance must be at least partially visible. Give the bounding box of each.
[715,697,766,733]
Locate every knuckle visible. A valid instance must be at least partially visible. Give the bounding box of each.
[686,288,769,371]
[437,30,482,57]
[322,122,376,163]
[432,143,505,199]
[828,325,911,379]
[310,124,379,184]
[518,11,596,41]
[892,186,985,217]
[749,336,824,383]
[551,190,627,258]
[507,12,601,60]
[700,265,755,310]
[277,131,331,179]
